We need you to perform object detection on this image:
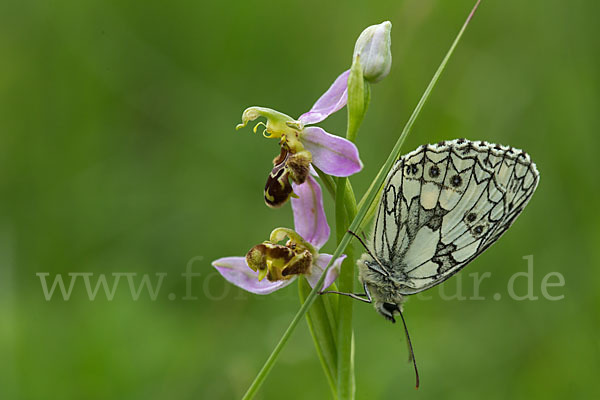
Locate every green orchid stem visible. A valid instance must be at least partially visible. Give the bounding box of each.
[334,52,369,399]
[299,277,339,398]
[315,167,359,221]
[315,167,337,198]
[335,175,357,400]
[241,2,481,398]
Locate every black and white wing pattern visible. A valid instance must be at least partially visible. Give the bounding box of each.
[371,139,539,295]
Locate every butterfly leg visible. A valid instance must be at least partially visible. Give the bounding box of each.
[320,290,371,303]
[347,230,390,277]
[320,282,372,303]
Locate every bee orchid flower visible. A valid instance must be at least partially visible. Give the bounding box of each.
[236,70,363,208]
[212,175,345,293]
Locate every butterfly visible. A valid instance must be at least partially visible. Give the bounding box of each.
[325,138,539,387]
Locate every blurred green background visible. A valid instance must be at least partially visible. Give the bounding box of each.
[1,0,599,398]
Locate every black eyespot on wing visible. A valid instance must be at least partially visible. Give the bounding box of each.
[429,165,440,178]
[474,225,484,235]
[451,174,462,187]
[466,212,477,222]
[405,164,420,176]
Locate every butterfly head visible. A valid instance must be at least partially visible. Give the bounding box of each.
[358,254,405,323]
[375,301,403,323]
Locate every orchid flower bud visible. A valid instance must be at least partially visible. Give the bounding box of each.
[353,21,392,83]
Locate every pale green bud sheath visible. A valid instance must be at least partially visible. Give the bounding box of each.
[353,21,392,83]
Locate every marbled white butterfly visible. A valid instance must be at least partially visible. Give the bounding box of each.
[328,139,539,387]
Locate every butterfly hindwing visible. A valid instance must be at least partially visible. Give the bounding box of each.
[371,139,539,294]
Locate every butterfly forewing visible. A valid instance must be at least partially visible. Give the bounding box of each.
[371,139,539,294]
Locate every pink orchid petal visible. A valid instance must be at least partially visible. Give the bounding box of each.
[212,257,295,295]
[291,175,330,249]
[298,70,350,125]
[301,127,363,176]
[306,253,346,289]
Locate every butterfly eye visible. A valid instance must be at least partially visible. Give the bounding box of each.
[382,302,398,314]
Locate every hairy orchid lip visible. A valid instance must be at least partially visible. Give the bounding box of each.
[286,150,312,184]
[245,229,316,282]
[264,169,293,208]
[280,250,312,277]
[264,150,294,208]
[263,147,313,208]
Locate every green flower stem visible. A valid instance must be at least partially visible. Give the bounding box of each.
[242,2,480,397]
[315,167,337,198]
[315,166,358,222]
[319,160,359,398]
[356,177,383,232]
[343,180,358,220]
[299,277,338,398]
[314,160,359,400]
[335,176,357,400]
[333,49,370,400]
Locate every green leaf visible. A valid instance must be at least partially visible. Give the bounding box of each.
[334,176,356,399]
[298,277,338,398]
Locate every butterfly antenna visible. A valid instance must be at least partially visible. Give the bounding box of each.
[398,310,420,389]
[347,230,389,276]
